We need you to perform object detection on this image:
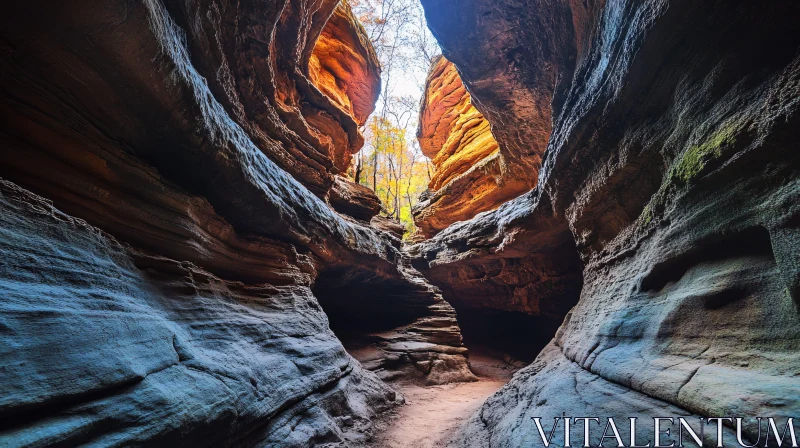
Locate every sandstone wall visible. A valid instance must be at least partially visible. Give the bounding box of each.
[0,0,473,445]
[413,56,530,237]
[307,0,381,177]
[421,0,582,190]
[415,0,800,444]
[0,180,394,446]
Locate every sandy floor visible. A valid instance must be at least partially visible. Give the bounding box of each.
[366,347,521,447]
[368,379,505,448]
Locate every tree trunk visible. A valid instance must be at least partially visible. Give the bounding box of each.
[354,152,362,184]
[372,150,377,192]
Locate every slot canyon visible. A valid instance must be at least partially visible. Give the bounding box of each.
[0,0,798,447]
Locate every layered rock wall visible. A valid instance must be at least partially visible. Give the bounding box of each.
[415,0,800,444]
[0,180,395,447]
[307,0,381,176]
[413,56,530,237]
[408,188,584,360]
[421,0,582,188]
[0,0,473,445]
[163,0,379,199]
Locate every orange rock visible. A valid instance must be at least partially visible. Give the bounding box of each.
[309,1,381,127]
[307,0,381,175]
[414,57,531,237]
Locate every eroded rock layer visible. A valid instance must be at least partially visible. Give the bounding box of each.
[409,189,584,360]
[413,56,530,237]
[0,0,473,445]
[421,0,583,189]
[308,0,381,175]
[415,0,800,444]
[0,180,396,447]
[329,175,382,222]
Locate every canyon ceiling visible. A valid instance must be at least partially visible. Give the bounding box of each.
[1,0,798,447]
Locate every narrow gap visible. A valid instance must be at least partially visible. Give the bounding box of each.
[455,308,565,364]
[312,268,434,339]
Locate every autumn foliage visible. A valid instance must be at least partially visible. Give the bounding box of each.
[346,0,440,236]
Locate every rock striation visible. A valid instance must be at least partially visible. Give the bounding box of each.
[308,0,382,178]
[421,0,582,192]
[0,0,473,445]
[415,0,800,444]
[413,56,530,237]
[329,175,383,222]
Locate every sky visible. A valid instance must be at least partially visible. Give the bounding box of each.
[351,0,441,136]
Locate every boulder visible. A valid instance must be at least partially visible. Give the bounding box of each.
[370,215,407,240]
[329,175,382,222]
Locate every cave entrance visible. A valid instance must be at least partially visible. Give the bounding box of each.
[311,267,432,346]
[310,262,481,386]
[455,307,565,365]
[410,224,586,371]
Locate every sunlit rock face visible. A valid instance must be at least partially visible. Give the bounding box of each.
[421,0,583,190]
[413,56,530,237]
[308,0,381,176]
[0,0,472,444]
[417,0,800,444]
[418,58,497,192]
[173,0,378,198]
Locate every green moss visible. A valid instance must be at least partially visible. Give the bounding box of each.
[670,124,739,184]
[641,204,653,226]
[638,186,669,227]
[637,122,744,229]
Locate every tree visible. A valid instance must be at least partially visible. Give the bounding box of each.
[349,0,441,236]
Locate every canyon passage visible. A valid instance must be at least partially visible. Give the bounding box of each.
[0,0,799,447]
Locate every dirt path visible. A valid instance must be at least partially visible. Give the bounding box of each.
[368,379,504,448]
[367,348,521,447]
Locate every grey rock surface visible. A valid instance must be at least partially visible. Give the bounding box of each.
[415,0,800,445]
[0,0,475,445]
[0,180,398,446]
